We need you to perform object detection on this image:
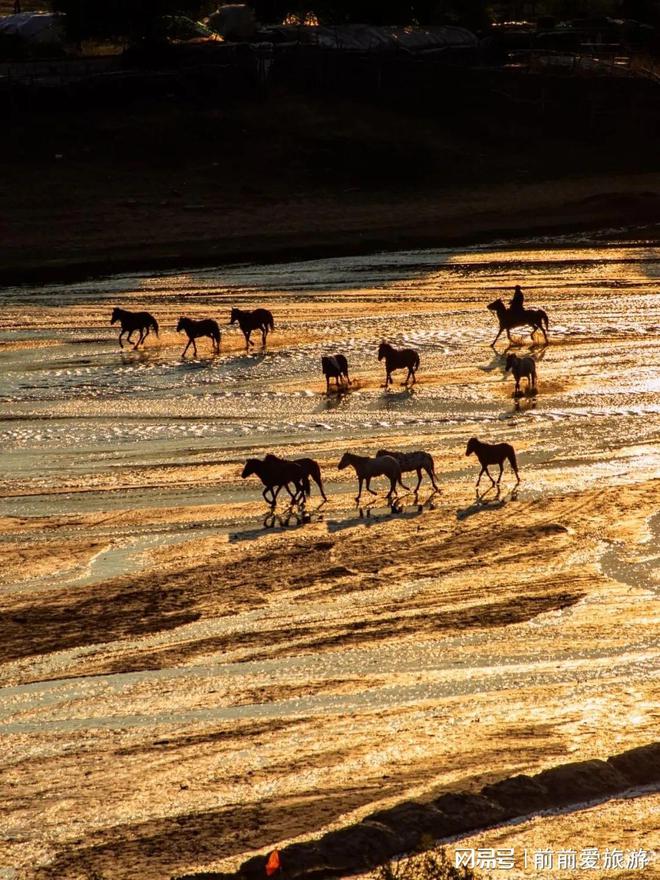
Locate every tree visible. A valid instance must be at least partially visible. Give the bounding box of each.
[52,0,207,42]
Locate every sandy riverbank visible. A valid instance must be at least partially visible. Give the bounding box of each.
[1,238,658,880]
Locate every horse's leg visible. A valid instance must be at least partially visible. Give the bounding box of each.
[497,463,504,484]
[491,326,504,347]
[410,367,416,385]
[262,327,267,347]
[315,474,328,502]
[356,476,363,503]
[134,331,144,350]
[428,466,440,491]
[476,466,485,487]
[262,486,275,504]
[182,339,191,357]
[385,371,392,388]
[415,468,423,492]
[387,475,396,502]
[192,338,198,357]
[484,465,496,486]
[245,330,252,349]
[118,330,125,348]
[366,477,377,496]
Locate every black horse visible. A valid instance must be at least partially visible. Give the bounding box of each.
[111,307,159,349]
[376,448,439,492]
[487,298,549,346]
[241,456,310,504]
[378,341,420,387]
[230,307,274,349]
[321,354,351,392]
[264,454,327,501]
[465,437,520,488]
[176,316,221,357]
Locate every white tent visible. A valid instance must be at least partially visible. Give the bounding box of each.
[0,12,65,45]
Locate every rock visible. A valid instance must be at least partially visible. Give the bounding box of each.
[535,759,629,805]
[276,842,328,878]
[316,820,403,873]
[365,800,454,849]
[431,792,508,832]
[607,742,660,786]
[481,774,550,816]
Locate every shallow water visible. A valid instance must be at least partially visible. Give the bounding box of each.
[1,234,659,880]
[2,234,660,525]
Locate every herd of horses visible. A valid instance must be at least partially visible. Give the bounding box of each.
[111,288,547,505]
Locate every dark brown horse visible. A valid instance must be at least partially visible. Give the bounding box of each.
[265,454,327,502]
[321,354,351,392]
[465,437,520,487]
[505,352,537,395]
[338,452,408,503]
[241,456,310,505]
[176,316,221,357]
[230,307,274,349]
[377,448,439,492]
[378,342,420,387]
[487,299,549,346]
[111,307,159,349]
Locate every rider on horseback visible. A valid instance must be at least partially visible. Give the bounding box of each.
[509,285,525,318]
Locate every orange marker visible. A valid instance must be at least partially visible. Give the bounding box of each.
[265,849,281,876]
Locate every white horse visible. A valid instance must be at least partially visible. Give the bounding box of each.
[505,353,537,395]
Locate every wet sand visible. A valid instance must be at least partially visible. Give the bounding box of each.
[0,234,659,879]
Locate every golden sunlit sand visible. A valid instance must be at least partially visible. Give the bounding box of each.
[0,237,658,879]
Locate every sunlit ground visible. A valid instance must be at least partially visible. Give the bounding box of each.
[0,232,658,879]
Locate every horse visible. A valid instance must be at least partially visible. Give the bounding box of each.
[110,307,159,349]
[265,454,327,502]
[465,437,520,488]
[376,448,439,493]
[378,342,420,387]
[487,298,549,346]
[241,456,310,505]
[230,307,274,349]
[321,354,351,392]
[176,316,221,357]
[505,352,537,395]
[338,452,409,503]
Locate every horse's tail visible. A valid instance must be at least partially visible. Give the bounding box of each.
[151,317,159,337]
[506,446,519,478]
[268,313,274,331]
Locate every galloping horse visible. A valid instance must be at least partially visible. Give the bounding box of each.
[377,448,439,492]
[110,307,159,349]
[378,342,420,387]
[338,452,409,503]
[265,454,327,502]
[465,437,520,488]
[176,316,221,357]
[321,354,351,392]
[505,352,537,395]
[241,456,310,505]
[487,298,549,346]
[230,307,274,349]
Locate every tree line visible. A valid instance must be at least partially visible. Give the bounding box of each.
[49,0,660,41]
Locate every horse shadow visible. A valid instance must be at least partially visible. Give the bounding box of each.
[382,387,415,407]
[512,395,538,414]
[456,484,519,520]
[321,388,351,410]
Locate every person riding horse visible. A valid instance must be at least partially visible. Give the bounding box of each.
[509,285,525,319]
